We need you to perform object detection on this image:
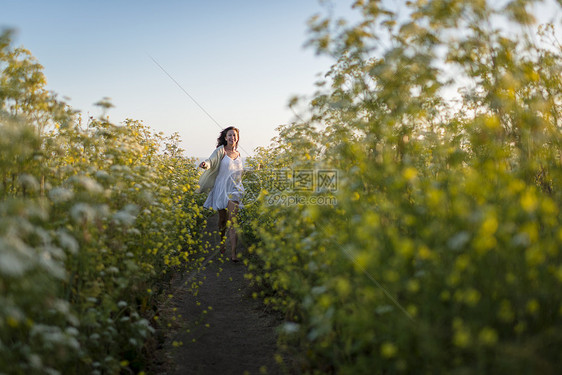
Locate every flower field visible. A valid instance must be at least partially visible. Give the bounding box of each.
[3,0,562,374]
[241,1,562,374]
[0,30,208,374]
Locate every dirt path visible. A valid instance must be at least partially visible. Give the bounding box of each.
[156,214,292,375]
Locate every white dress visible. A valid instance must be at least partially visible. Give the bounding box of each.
[203,155,245,210]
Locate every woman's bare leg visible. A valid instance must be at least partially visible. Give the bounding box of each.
[218,209,228,253]
[227,200,239,261]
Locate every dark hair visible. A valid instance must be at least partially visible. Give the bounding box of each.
[216,126,240,148]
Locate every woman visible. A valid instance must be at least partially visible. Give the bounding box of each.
[197,126,244,262]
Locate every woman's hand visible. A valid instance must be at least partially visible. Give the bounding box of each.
[199,161,207,169]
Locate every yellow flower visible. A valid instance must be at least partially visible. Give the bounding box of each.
[402,167,417,181]
[427,188,443,208]
[407,304,418,317]
[452,318,471,348]
[453,329,471,348]
[6,316,19,328]
[418,246,433,260]
[381,342,398,358]
[407,279,420,293]
[526,299,539,315]
[318,295,332,309]
[384,270,400,283]
[335,278,351,298]
[464,288,481,307]
[481,215,498,236]
[520,189,538,213]
[484,115,500,129]
[478,327,498,346]
[354,251,372,270]
[454,255,470,272]
[498,300,515,323]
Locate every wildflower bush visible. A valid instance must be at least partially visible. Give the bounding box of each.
[243,1,562,374]
[0,30,206,374]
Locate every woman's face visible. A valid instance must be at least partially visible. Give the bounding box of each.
[226,129,238,146]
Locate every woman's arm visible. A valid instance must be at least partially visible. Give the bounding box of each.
[199,146,223,169]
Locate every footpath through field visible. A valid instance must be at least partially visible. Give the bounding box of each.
[157,213,292,375]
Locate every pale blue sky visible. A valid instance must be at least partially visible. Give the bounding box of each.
[1,0,356,157]
[2,0,560,158]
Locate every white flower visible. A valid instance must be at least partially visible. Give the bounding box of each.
[0,249,27,277]
[18,174,40,192]
[70,203,96,223]
[112,211,136,226]
[70,175,103,193]
[95,170,110,180]
[281,322,300,334]
[57,230,79,254]
[48,187,74,203]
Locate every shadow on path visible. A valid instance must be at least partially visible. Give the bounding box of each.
[163,213,289,375]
